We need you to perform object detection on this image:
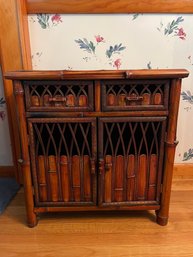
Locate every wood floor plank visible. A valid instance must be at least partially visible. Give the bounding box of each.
[0,179,193,257]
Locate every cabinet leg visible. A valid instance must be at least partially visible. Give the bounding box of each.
[27,212,38,228]
[155,210,168,226]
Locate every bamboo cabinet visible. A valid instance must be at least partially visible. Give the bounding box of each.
[5,69,189,227]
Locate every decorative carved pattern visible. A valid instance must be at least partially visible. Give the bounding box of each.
[24,80,94,111]
[102,80,169,111]
[28,118,96,205]
[99,117,166,205]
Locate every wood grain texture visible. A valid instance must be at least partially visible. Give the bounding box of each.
[0,166,15,177]
[5,69,189,80]
[8,71,187,227]
[14,81,37,227]
[0,0,23,181]
[16,0,32,69]
[0,179,193,257]
[173,164,193,179]
[26,0,193,14]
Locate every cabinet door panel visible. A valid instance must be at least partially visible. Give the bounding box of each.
[28,117,97,207]
[98,117,166,206]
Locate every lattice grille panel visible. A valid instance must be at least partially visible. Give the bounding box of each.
[102,80,169,110]
[28,119,96,205]
[24,80,93,110]
[103,121,162,156]
[100,118,166,204]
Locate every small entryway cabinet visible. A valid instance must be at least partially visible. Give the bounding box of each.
[5,69,189,227]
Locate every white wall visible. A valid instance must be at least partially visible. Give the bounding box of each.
[1,13,192,165]
[0,67,13,165]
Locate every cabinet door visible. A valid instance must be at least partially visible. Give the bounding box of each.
[28,118,97,207]
[98,117,166,206]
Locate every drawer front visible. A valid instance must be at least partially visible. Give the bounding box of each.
[24,80,94,111]
[101,80,169,111]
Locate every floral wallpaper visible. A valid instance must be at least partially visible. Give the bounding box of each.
[27,13,193,163]
[0,68,13,165]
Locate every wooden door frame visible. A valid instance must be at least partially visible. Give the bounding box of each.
[1,0,193,182]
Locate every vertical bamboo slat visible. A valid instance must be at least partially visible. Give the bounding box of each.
[118,94,126,106]
[148,154,157,200]
[66,94,75,107]
[115,155,124,202]
[104,155,112,203]
[137,154,147,200]
[14,81,37,227]
[60,155,70,202]
[154,93,162,105]
[43,94,50,106]
[127,154,135,201]
[142,93,151,105]
[83,155,91,201]
[107,93,116,106]
[31,95,40,106]
[48,155,58,202]
[79,95,87,107]
[37,155,47,201]
[72,155,81,201]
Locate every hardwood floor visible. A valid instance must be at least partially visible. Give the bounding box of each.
[0,179,193,257]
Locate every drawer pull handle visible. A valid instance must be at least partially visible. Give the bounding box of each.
[126,96,143,102]
[48,96,66,102]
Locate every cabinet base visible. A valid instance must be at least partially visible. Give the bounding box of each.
[156,211,168,226]
[27,214,38,228]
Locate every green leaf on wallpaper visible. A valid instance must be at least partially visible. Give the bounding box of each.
[132,14,140,20]
[75,38,95,54]
[106,44,126,58]
[181,91,193,104]
[37,14,50,29]
[183,149,193,161]
[164,16,184,36]
[0,97,6,106]
[88,41,96,54]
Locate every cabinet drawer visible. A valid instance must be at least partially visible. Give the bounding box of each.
[24,80,94,112]
[101,80,169,111]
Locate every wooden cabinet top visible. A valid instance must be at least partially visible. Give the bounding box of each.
[5,69,189,80]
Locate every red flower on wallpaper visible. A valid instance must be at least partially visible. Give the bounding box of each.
[176,27,186,40]
[0,111,5,121]
[113,59,121,70]
[51,14,62,24]
[95,35,105,43]
[37,14,62,29]
[157,16,186,40]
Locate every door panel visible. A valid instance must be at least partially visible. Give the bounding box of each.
[98,117,166,206]
[28,117,97,207]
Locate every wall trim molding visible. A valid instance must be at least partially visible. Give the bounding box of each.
[173,163,193,179]
[0,166,16,177]
[26,0,193,14]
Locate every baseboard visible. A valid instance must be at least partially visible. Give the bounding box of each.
[173,163,193,179]
[0,166,15,178]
